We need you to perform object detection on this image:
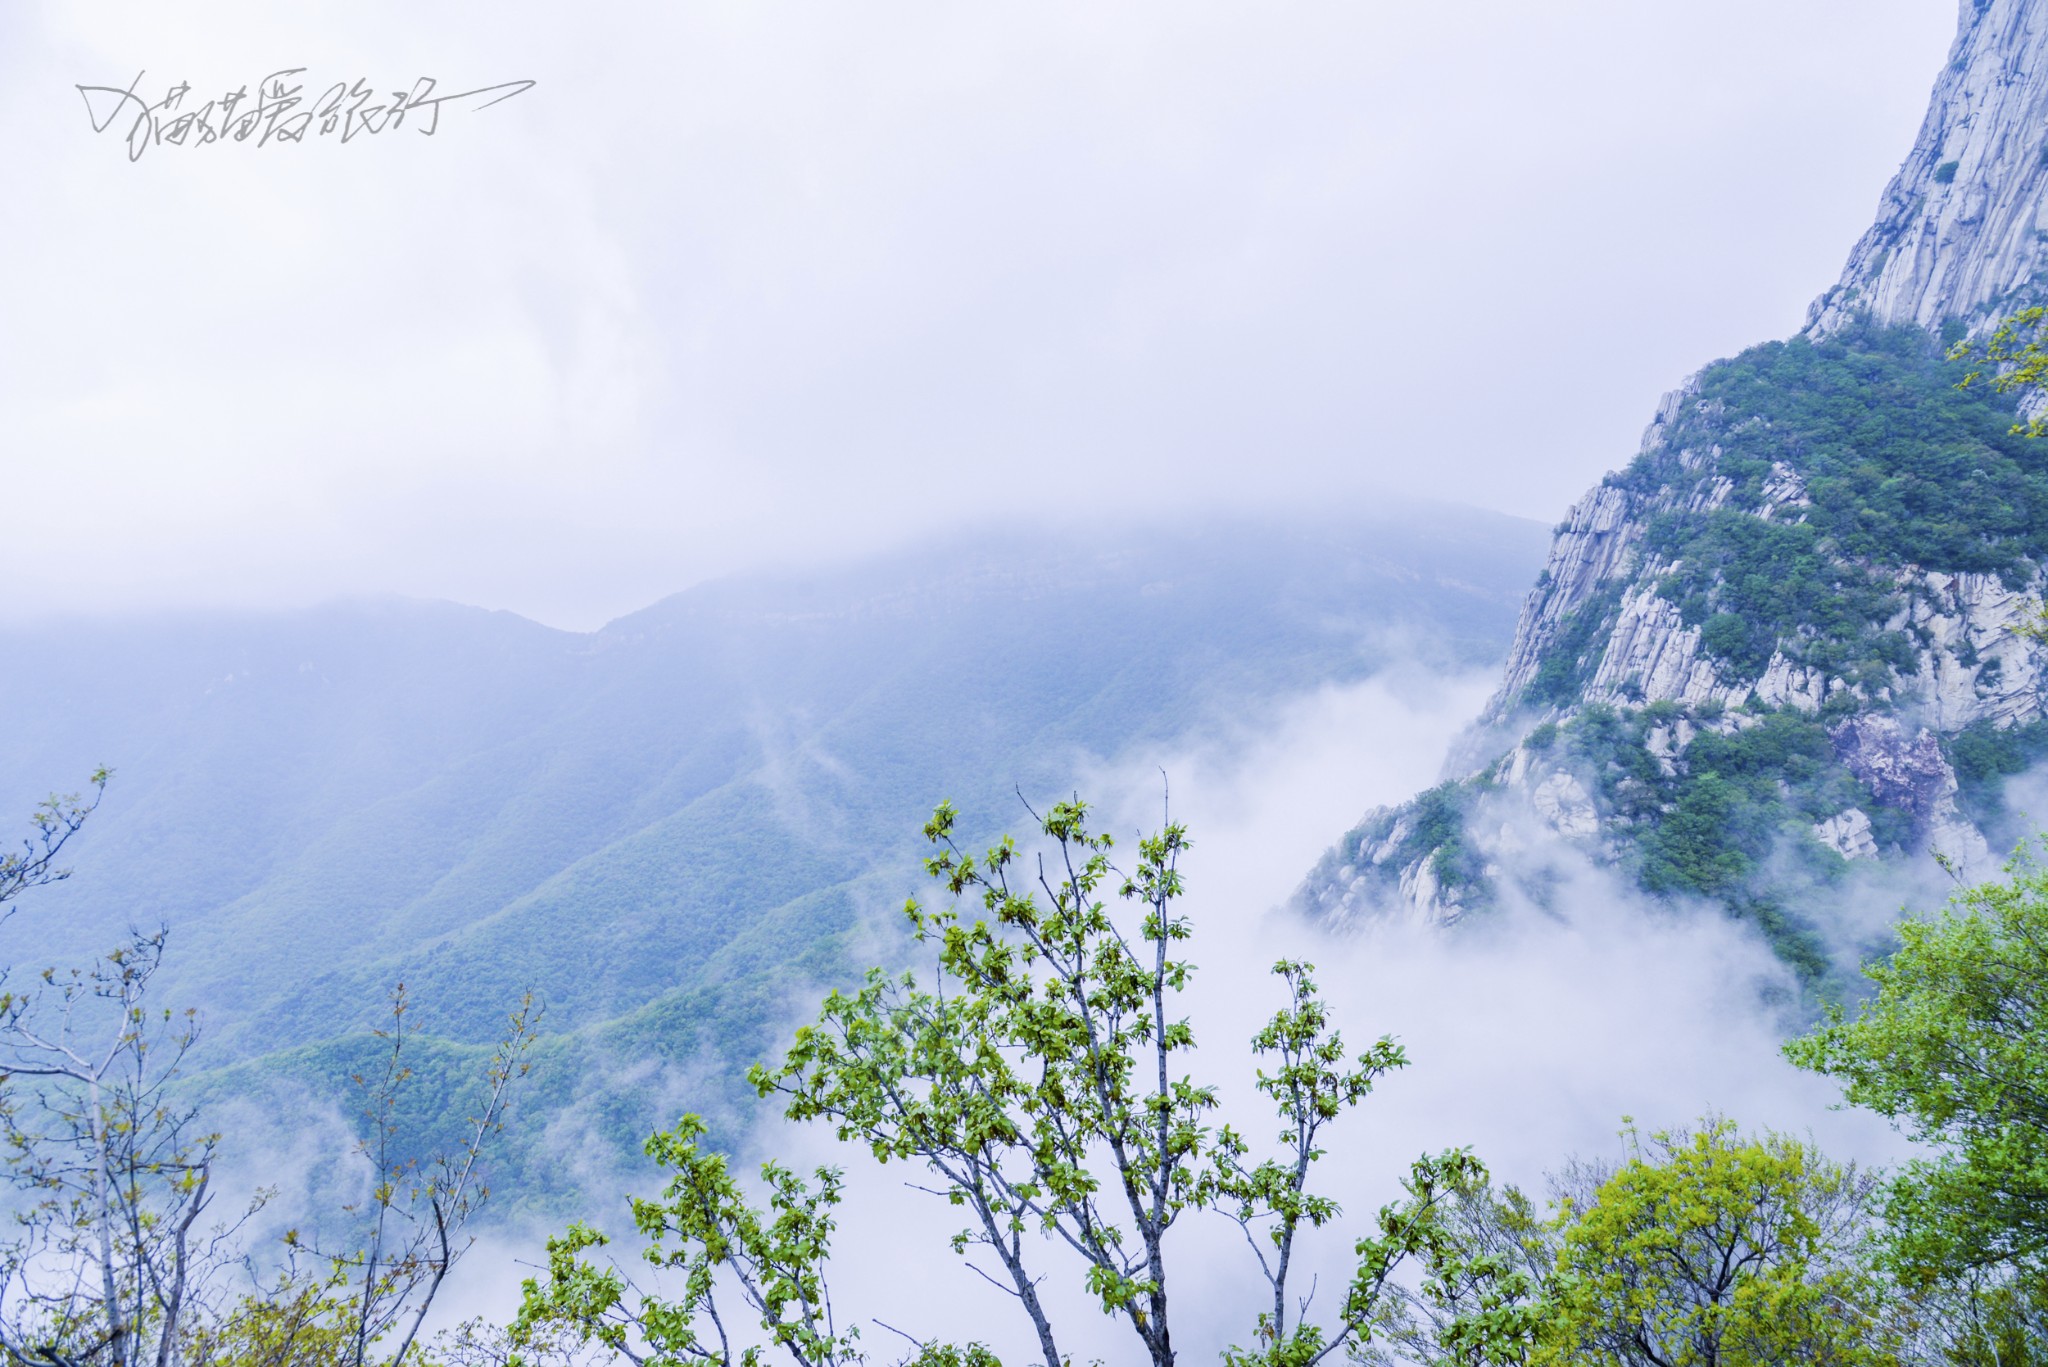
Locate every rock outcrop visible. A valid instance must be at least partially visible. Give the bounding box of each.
[1810,0,2048,336]
[1297,0,2048,965]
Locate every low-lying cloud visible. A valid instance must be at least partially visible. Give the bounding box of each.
[679,661,1915,1362]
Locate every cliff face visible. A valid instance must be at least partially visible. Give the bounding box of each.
[1298,0,2048,971]
[1810,0,2048,335]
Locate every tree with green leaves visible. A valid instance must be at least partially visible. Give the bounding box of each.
[0,777,541,1367]
[513,1113,861,1367]
[0,768,108,923]
[1364,1119,1907,1367]
[515,796,1495,1367]
[1950,306,2048,439]
[1358,1165,1551,1367]
[1536,1118,1899,1367]
[1787,845,2048,1353]
[1206,959,1410,1364]
[754,796,1222,1367]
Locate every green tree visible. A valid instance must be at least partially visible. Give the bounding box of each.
[1787,847,2048,1311]
[512,1114,859,1367]
[1536,1119,1898,1367]
[1207,959,1408,1364]
[1951,307,2048,439]
[0,768,108,921]
[1365,1120,1906,1367]
[516,797,1494,1367]
[0,777,541,1367]
[1360,1167,1551,1367]
[758,796,1207,1365]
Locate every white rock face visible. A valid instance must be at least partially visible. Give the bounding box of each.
[1494,549,2045,728]
[1750,651,1832,712]
[1906,570,2047,730]
[1931,805,2000,878]
[1585,587,1718,706]
[1531,770,1600,838]
[1809,0,2048,336]
[1489,484,1643,715]
[1829,714,1952,816]
[1397,857,1452,924]
[1814,809,1880,861]
[1759,463,1811,519]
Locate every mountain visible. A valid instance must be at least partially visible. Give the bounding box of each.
[0,508,1545,1184]
[1294,0,2048,980]
[1807,0,2048,338]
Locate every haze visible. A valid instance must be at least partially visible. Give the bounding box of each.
[2,1,1953,628]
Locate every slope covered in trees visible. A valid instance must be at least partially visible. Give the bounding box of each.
[0,510,1544,1185]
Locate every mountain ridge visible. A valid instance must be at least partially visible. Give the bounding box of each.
[1294,0,2048,974]
[1,508,1547,1182]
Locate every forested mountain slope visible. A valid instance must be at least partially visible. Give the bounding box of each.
[0,510,1544,1180]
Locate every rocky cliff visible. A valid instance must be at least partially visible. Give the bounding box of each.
[1810,0,2048,335]
[1297,0,2048,977]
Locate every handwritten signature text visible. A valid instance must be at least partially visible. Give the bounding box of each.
[76,70,536,162]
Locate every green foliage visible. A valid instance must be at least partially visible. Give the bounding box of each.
[1538,1119,1900,1367]
[1697,611,1756,668]
[512,1115,860,1367]
[1366,1119,1904,1367]
[1612,322,2040,689]
[535,799,1525,1367]
[1210,961,1408,1364]
[1362,1161,1552,1367]
[1678,323,2043,576]
[1411,784,1493,906]
[1557,704,1873,978]
[183,1286,357,1367]
[1524,586,1624,710]
[1951,304,2048,437]
[752,797,1212,1366]
[900,1346,1003,1367]
[1308,778,1497,926]
[1787,846,2048,1288]
[1949,717,2048,836]
[1934,160,1961,184]
[1920,1273,2048,1367]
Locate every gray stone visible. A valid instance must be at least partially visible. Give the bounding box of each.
[1809,0,2048,337]
[1813,809,1880,861]
[1828,714,1953,820]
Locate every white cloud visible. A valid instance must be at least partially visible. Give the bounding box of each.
[687,664,1911,1363]
[2,0,1955,627]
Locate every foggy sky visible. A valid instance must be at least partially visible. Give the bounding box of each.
[3,1,1955,629]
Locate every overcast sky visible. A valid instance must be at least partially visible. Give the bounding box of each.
[2,1,1956,629]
